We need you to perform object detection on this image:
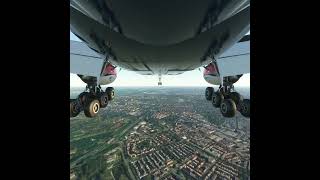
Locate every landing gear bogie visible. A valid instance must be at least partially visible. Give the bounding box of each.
[205,85,249,118]
[70,86,115,118]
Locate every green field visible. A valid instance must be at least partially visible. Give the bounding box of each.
[70,112,140,179]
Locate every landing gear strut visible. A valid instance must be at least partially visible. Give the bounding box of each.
[158,75,162,86]
[206,85,250,118]
[70,84,115,118]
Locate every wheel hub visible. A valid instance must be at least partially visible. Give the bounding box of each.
[242,105,248,113]
[213,96,218,104]
[103,96,108,103]
[93,103,99,113]
[72,105,77,112]
[221,103,227,113]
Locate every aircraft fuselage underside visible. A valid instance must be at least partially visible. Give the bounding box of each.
[70,0,250,118]
[70,0,250,75]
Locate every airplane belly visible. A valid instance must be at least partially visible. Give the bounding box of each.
[70,4,249,75]
[71,0,249,46]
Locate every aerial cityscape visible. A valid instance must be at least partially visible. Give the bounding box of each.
[70,87,250,180]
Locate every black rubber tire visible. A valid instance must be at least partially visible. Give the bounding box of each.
[106,87,115,101]
[240,99,250,118]
[220,99,236,118]
[205,87,214,100]
[84,99,100,118]
[78,92,89,105]
[229,92,243,105]
[70,100,80,117]
[99,92,108,108]
[212,92,224,108]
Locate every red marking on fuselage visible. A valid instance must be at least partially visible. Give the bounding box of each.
[103,64,117,76]
[203,63,218,76]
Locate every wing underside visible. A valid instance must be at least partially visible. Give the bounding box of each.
[70,34,249,76]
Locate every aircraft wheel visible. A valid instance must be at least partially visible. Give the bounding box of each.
[229,92,243,105]
[212,92,224,107]
[78,92,89,105]
[240,99,250,118]
[84,98,100,118]
[220,99,236,117]
[106,87,115,101]
[70,100,80,117]
[205,87,214,100]
[99,92,108,108]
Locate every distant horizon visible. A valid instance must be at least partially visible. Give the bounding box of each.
[70,86,250,89]
[70,85,250,88]
[70,69,250,87]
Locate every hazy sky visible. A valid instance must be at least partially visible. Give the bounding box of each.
[70,31,250,87]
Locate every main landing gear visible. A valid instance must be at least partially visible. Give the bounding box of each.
[70,84,115,118]
[205,86,250,118]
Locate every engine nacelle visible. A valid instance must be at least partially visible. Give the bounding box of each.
[99,63,117,85]
[78,63,117,85]
[203,63,242,85]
